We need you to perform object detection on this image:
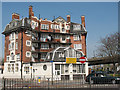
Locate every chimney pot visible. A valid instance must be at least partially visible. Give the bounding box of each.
[44,18,47,20]
[40,18,42,20]
[67,15,70,23]
[81,15,85,28]
[29,5,34,19]
[12,13,20,20]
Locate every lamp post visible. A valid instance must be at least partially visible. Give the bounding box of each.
[50,60,53,85]
[30,62,33,79]
[21,29,23,79]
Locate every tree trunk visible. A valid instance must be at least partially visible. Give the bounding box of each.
[113,63,117,74]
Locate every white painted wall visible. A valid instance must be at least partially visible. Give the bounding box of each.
[3,62,21,78]
[3,61,88,80]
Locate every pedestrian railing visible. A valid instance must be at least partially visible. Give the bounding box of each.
[1,75,120,90]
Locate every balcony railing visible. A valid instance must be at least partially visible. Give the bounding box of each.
[32,48,54,53]
[32,39,71,45]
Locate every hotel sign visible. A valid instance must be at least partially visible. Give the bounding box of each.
[66,58,77,64]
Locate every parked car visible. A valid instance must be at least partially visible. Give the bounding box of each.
[106,71,114,74]
[86,71,120,84]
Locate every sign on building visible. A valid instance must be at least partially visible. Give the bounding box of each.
[66,58,76,63]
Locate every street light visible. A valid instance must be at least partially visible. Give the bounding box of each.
[21,29,23,79]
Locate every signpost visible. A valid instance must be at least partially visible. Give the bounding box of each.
[79,57,86,64]
[79,57,86,84]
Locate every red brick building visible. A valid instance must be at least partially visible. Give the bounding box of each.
[2,5,87,66]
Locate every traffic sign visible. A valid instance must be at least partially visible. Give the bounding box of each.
[79,57,86,63]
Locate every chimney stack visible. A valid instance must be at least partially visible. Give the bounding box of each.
[67,15,70,23]
[44,18,47,21]
[81,16,85,28]
[40,18,42,21]
[29,5,34,19]
[12,13,20,20]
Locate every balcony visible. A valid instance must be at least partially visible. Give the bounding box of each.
[31,48,54,53]
[32,39,71,45]
[32,29,71,35]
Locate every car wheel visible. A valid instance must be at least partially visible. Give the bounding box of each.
[112,80,116,84]
[90,80,94,84]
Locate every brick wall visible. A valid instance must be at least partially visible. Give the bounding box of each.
[22,30,32,63]
[70,34,87,56]
[4,35,10,62]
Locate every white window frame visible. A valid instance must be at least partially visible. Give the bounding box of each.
[26,40,31,46]
[41,44,49,49]
[79,34,81,40]
[16,42,18,49]
[41,24,49,30]
[9,44,11,50]
[51,24,54,29]
[36,22,38,27]
[66,25,70,30]
[55,35,60,39]
[62,36,66,41]
[11,42,14,50]
[16,54,20,60]
[9,34,11,40]
[6,56,9,61]
[74,44,82,50]
[73,35,80,41]
[66,35,70,39]
[11,32,14,40]
[16,32,18,39]
[26,51,31,57]
[25,30,31,36]
[41,54,46,59]
[24,66,30,74]
[11,52,14,60]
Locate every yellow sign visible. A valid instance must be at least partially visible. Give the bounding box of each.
[38,79,40,83]
[66,58,76,63]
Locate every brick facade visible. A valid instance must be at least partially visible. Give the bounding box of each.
[3,5,87,63]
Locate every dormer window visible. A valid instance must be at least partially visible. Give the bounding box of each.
[51,24,54,29]
[41,24,49,30]
[59,52,64,58]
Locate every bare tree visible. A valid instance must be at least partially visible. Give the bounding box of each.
[97,32,120,73]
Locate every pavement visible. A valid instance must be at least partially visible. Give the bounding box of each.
[0,78,2,90]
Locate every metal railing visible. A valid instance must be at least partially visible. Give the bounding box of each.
[1,75,120,90]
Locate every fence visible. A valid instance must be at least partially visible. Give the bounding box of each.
[1,75,120,90]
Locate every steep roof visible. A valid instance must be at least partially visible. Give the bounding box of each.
[2,18,31,35]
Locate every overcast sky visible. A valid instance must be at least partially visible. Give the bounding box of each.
[0,1,118,60]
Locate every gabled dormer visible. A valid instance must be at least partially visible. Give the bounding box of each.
[53,16,67,23]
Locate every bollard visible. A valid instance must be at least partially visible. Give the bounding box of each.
[89,77,91,88]
[38,77,41,83]
[47,78,50,90]
[3,77,5,90]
